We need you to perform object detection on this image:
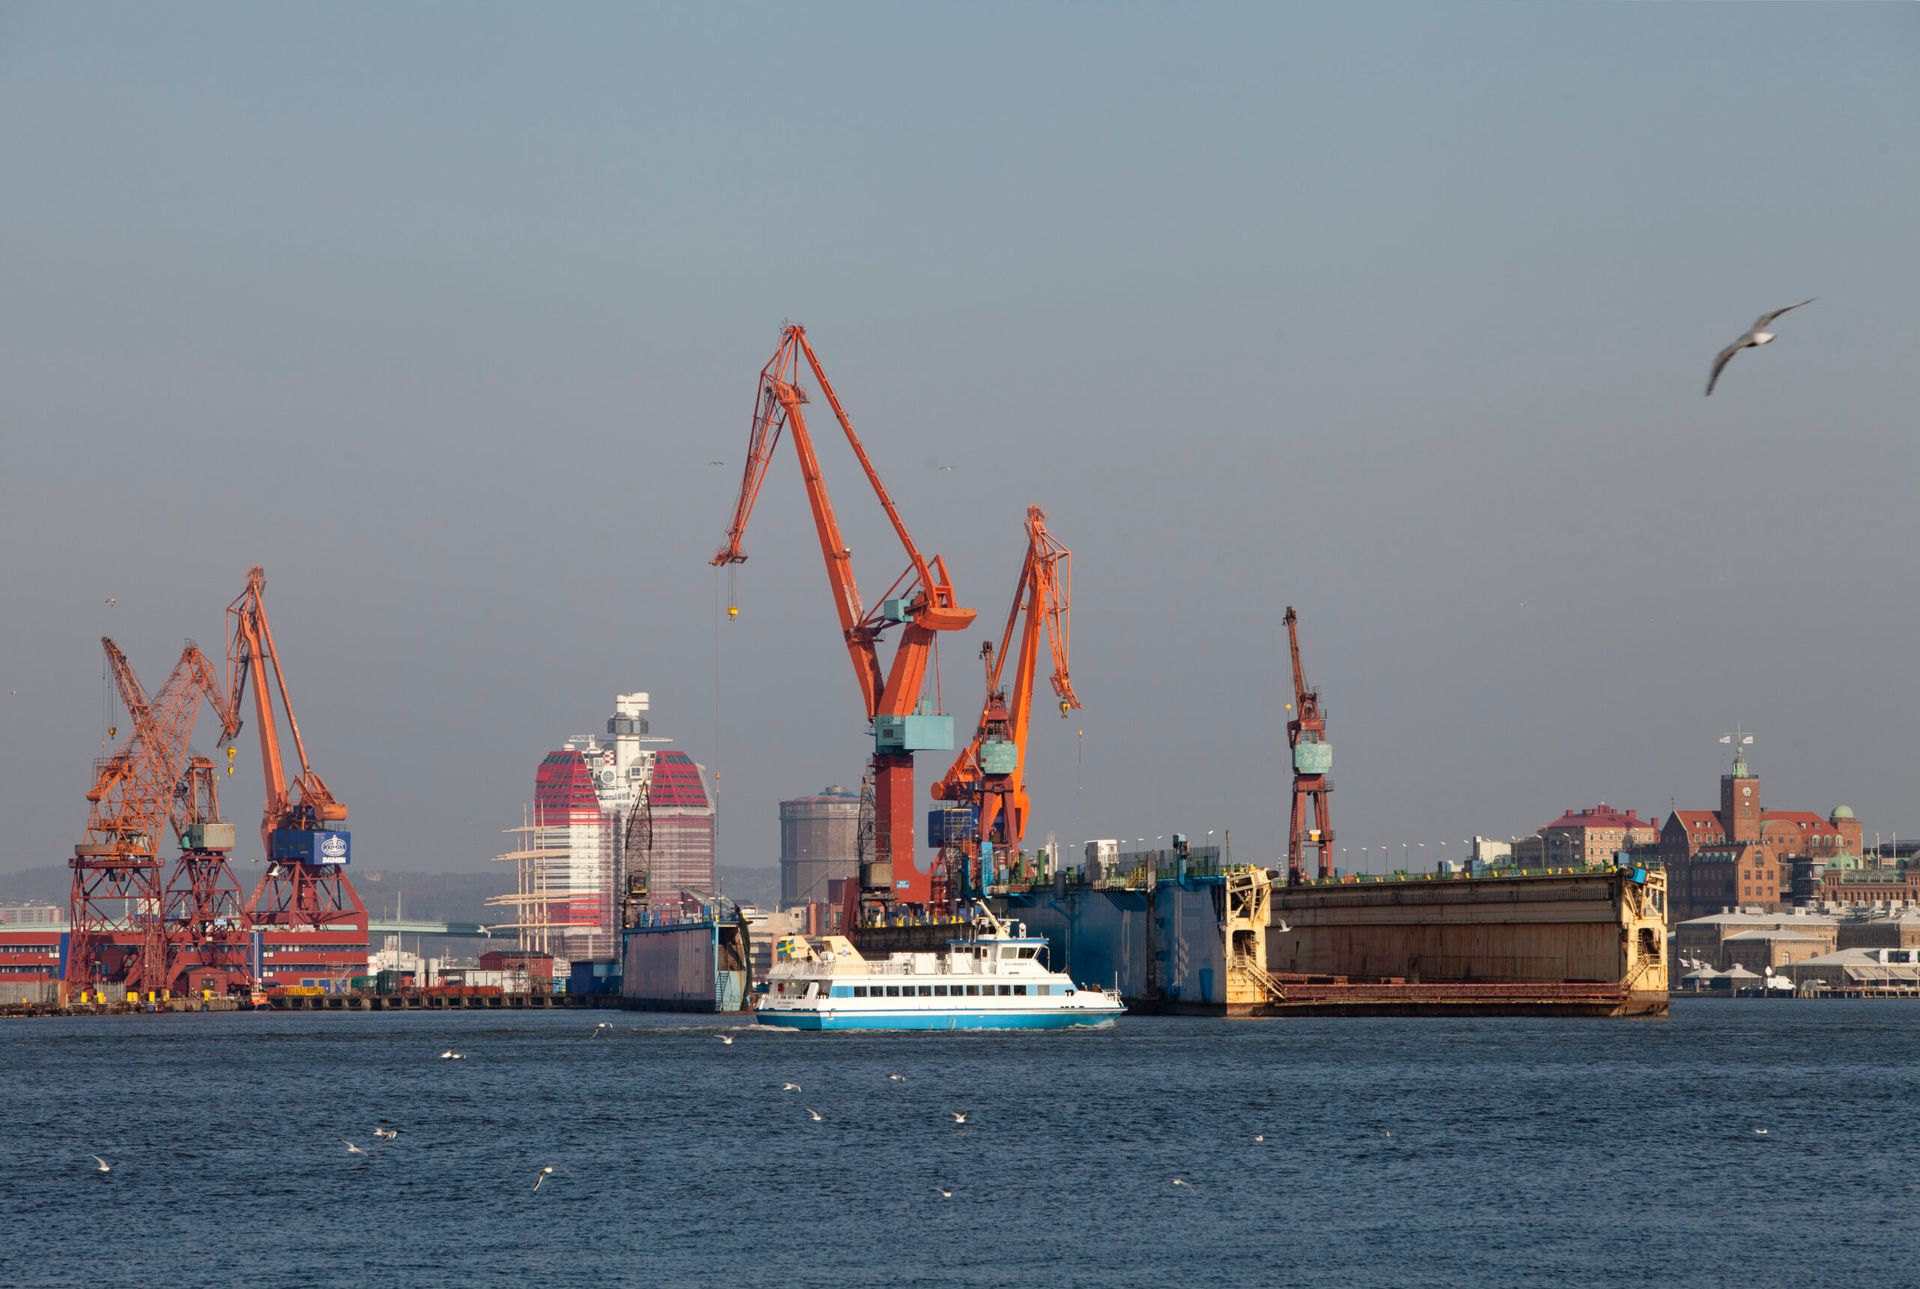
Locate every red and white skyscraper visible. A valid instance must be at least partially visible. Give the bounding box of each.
[524,693,715,960]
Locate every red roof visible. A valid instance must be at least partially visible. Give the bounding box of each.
[648,751,710,810]
[1543,805,1657,831]
[1761,811,1828,829]
[534,750,601,823]
[1670,810,1723,831]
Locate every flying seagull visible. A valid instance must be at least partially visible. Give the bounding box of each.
[1171,1177,1195,1190]
[1253,1135,1265,1144]
[439,1049,464,1060]
[592,1022,612,1037]
[948,1112,969,1125]
[373,1127,399,1141]
[1706,299,1814,396]
[717,1033,734,1045]
[1752,1127,1770,1137]
[888,1074,906,1082]
[344,1140,367,1156]
[934,1186,956,1199]
[806,1108,823,1122]
[533,1165,555,1192]
[781,1082,803,1093]
[90,1155,113,1174]
[103,598,117,607]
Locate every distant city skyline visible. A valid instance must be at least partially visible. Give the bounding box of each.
[2,4,1915,880]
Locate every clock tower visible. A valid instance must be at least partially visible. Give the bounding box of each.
[1721,749,1760,843]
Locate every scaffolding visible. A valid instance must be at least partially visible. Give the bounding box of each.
[486,808,567,955]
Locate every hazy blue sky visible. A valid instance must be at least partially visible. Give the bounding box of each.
[2,4,1915,887]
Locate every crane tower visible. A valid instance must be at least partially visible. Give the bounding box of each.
[1284,606,1334,883]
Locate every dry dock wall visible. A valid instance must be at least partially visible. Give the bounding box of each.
[1269,870,1668,996]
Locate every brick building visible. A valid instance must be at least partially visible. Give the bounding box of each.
[1659,750,1862,922]
[1521,804,1660,869]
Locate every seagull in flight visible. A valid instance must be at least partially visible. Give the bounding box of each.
[717,1033,734,1045]
[373,1127,399,1141]
[90,1154,113,1174]
[592,1022,613,1037]
[948,1112,969,1125]
[103,598,118,607]
[1253,1135,1265,1144]
[806,1108,823,1122]
[1171,1177,1195,1190]
[343,1140,367,1156]
[1706,299,1814,396]
[533,1165,555,1193]
[440,1049,464,1060]
[781,1082,803,1093]
[888,1074,906,1082]
[934,1186,956,1199]
[708,460,726,466]
[1752,1127,1770,1137]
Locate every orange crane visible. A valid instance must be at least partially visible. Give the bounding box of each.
[67,639,232,999]
[1284,605,1334,883]
[714,324,975,911]
[931,506,1080,898]
[162,754,253,995]
[226,566,367,931]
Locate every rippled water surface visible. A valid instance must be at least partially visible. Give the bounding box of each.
[3,1000,1916,1288]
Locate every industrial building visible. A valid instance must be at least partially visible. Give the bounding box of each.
[778,786,861,908]
[495,692,715,960]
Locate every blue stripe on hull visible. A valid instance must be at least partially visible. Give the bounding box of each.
[755,1009,1121,1031]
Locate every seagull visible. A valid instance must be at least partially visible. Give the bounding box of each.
[440,1049,463,1060]
[781,1082,803,1093]
[948,1112,969,1125]
[934,1186,956,1199]
[1752,1127,1770,1137]
[373,1128,399,1141]
[1171,1177,1195,1189]
[1706,299,1814,396]
[1253,1135,1265,1144]
[936,465,955,472]
[806,1108,823,1122]
[707,460,726,466]
[90,1155,112,1174]
[592,1022,612,1037]
[717,1033,734,1045]
[103,598,117,607]
[533,1165,555,1192]
[888,1074,906,1082]
[344,1140,366,1156]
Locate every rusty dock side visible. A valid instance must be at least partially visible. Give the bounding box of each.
[1267,867,1669,1017]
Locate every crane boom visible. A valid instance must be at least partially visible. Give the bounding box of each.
[712,325,976,908]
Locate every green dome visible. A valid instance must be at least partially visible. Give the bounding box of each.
[1832,805,1855,819]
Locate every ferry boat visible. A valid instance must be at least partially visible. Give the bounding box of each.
[756,905,1124,1031]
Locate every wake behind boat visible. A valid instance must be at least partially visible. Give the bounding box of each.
[755,905,1124,1032]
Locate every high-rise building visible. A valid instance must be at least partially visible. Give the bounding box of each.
[513,693,715,960]
[779,786,862,909]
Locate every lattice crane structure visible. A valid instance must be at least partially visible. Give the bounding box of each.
[931,506,1080,900]
[1284,605,1334,883]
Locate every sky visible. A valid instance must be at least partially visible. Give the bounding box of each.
[1,3,1915,886]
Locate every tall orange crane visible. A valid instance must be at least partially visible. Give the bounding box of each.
[67,639,232,998]
[713,324,975,910]
[931,506,1080,898]
[226,566,367,931]
[162,754,252,995]
[1284,605,1334,883]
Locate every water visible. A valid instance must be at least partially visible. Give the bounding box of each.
[2,1000,1915,1288]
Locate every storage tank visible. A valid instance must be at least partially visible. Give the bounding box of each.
[779,786,862,908]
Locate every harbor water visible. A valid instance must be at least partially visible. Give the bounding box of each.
[2,1000,1915,1288]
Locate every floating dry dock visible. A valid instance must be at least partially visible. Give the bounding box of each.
[995,864,1668,1017]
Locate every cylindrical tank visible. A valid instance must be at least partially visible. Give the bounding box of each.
[779,786,862,908]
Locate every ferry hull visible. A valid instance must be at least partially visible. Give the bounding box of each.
[754,1007,1120,1031]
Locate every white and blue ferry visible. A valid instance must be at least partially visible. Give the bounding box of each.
[755,906,1124,1031]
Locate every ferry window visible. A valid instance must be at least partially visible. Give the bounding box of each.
[852,986,867,998]
[1014,985,1028,996]
[915,985,929,997]
[887,985,902,998]
[966,985,981,996]
[933,985,948,997]
[1036,985,1050,996]
[997,985,1012,996]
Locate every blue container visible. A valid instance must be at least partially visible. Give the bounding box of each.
[269,829,352,865]
[927,806,977,847]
